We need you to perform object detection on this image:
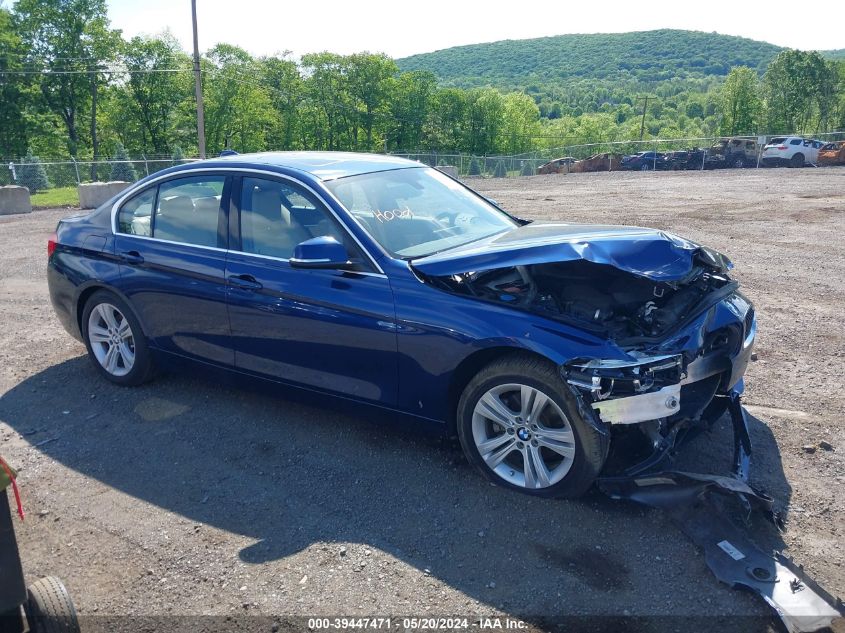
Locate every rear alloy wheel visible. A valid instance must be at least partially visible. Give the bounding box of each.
[733,156,745,168]
[640,163,651,171]
[82,290,153,386]
[457,355,607,498]
[790,153,805,168]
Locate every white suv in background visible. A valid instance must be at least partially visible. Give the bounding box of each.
[762,137,824,167]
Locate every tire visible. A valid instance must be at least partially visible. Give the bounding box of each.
[639,163,651,171]
[81,290,154,386]
[732,156,745,168]
[790,153,804,168]
[457,355,607,498]
[24,577,80,633]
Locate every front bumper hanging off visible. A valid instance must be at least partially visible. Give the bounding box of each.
[596,391,844,632]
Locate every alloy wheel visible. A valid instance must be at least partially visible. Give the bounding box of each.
[471,383,576,489]
[87,302,135,377]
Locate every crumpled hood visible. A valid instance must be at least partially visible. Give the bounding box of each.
[410,222,732,281]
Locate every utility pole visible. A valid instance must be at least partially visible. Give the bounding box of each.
[637,96,650,141]
[191,0,207,159]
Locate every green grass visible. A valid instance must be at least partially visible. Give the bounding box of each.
[30,186,79,209]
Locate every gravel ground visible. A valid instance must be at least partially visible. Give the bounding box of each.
[0,167,843,632]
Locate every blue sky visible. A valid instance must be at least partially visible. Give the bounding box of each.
[105,0,844,58]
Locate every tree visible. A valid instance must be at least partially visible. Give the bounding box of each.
[121,34,191,154]
[18,150,50,192]
[171,145,185,165]
[465,89,505,155]
[423,88,467,152]
[346,53,397,150]
[260,55,303,150]
[763,50,836,134]
[0,8,30,158]
[389,71,436,151]
[520,161,534,176]
[110,142,137,182]
[718,67,761,135]
[468,158,482,176]
[203,44,275,154]
[493,160,507,178]
[301,52,352,150]
[500,92,541,154]
[14,0,118,157]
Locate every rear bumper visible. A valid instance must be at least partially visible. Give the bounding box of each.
[47,259,83,342]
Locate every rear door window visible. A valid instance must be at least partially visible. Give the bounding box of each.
[153,176,226,247]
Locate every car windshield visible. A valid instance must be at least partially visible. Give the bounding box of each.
[325,167,517,258]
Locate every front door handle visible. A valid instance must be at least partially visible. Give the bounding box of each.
[119,250,144,265]
[228,274,263,290]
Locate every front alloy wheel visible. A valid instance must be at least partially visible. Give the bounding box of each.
[472,383,576,489]
[457,355,607,498]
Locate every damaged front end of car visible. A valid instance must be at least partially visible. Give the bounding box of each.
[412,223,756,479]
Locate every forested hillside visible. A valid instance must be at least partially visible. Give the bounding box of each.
[398,30,785,86]
[398,30,844,120]
[1,1,844,176]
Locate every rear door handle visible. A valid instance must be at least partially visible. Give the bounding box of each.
[228,274,263,290]
[119,250,144,265]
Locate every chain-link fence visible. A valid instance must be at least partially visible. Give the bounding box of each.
[392,131,845,177]
[3,130,844,188]
[0,156,197,188]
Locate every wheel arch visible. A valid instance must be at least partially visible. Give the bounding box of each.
[75,283,149,339]
[445,346,555,435]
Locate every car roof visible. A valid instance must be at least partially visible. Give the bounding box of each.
[204,151,421,181]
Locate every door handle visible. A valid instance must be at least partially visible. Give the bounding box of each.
[119,250,144,265]
[228,274,263,290]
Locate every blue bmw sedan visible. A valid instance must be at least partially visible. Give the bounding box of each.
[47,152,756,497]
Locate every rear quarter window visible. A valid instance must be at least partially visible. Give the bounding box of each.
[117,188,155,236]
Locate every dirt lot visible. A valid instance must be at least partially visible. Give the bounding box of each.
[1,167,843,631]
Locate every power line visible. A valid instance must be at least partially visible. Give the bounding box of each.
[0,53,102,61]
[0,68,191,75]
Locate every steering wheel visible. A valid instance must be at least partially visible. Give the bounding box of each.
[435,211,457,227]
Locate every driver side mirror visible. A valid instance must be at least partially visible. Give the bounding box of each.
[290,236,352,270]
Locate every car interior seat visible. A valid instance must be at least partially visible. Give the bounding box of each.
[242,186,311,259]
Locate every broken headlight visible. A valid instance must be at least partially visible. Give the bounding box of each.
[563,354,684,401]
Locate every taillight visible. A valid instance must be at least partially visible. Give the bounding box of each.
[777,145,787,150]
[47,232,57,259]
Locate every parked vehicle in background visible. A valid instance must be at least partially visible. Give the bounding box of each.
[761,137,824,167]
[817,141,845,166]
[663,149,706,170]
[537,157,577,175]
[570,153,622,173]
[620,151,664,171]
[709,137,760,168]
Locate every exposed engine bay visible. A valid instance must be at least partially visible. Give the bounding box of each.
[426,256,736,342]
[421,250,755,478]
